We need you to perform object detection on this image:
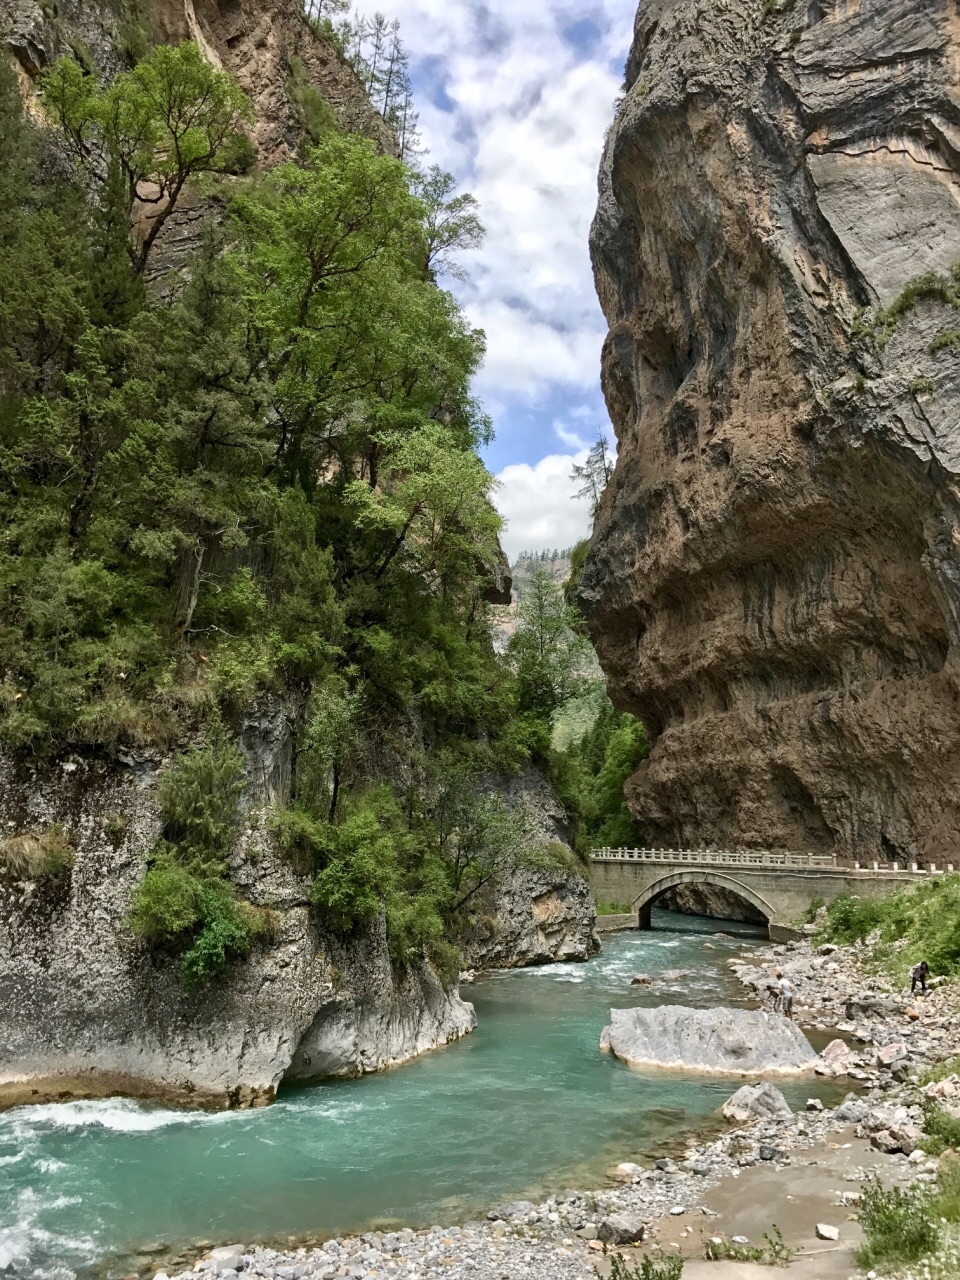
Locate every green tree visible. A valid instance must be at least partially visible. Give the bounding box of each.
[414,166,485,281]
[508,570,590,720]
[41,42,253,272]
[571,430,614,516]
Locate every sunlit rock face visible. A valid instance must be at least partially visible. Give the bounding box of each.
[578,0,960,861]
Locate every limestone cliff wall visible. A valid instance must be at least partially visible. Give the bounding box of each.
[462,769,600,970]
[579,0,960,863]
[0,0,392,157]
[0,717,476,1110]
[0,742,597,1107]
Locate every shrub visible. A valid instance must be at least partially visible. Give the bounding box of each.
[528,839,580,876]
[921,1102,960,1157]
[428,939,463,990]
[607,1254,683,1280]
[129,856,261,989]
[129,851,203,944]
[310,842,386,932]
[128,726,262,988]
[157,729,244,875]
[0,824,74,879]
[856,1176,940,1269]
[181,879,255,989]
[817,892,887,944]
[270,805,330,874]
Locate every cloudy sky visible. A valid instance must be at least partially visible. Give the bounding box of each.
[368,0,636,559]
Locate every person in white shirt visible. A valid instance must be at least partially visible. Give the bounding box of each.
[774,969,795,1020]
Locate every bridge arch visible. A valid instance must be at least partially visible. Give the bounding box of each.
[633,870,777,933]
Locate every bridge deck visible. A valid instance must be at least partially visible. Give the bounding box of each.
[589,848,956,874]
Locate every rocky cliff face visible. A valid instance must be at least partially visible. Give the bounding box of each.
[579,0,960,862]
[1,0,391,156]
[0,744,597,1108]
[0,723,476,1111]
[462,769,600,970]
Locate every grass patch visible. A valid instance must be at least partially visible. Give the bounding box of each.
[921,1056,960,1087]
[596,899,634,916]
[0,825,74,879]
[607,1254,683,1280]
[856,1176,940,1269]
[910,375,936,396]
[856,266,960,347]
[921,1102,960,1157]
[931,329,960,354]
[705,1226,794,1266]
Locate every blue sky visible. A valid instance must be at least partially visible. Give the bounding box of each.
[370,0,637,558]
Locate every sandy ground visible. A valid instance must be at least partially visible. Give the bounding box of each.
[595,1128,905,1280]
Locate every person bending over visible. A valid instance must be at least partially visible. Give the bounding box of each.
[910,961,930,995]
[774,969,795,1021]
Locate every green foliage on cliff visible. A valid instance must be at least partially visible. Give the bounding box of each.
[128,729,264,988]
[818,874,960,982]
[0,42,598,986]
[551,696,648,854]
[0,48,500,764]
[41,42,254,272]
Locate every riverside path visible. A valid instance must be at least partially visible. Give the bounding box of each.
[588,847,956,941]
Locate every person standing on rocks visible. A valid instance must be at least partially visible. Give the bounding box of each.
[774,970,795,1020]
[910,961,930,995]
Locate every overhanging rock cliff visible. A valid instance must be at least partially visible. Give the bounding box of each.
[579,0,960,861]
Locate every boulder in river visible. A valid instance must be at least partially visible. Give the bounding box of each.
[723,1081,793,1123]
[600,1005,819,1074]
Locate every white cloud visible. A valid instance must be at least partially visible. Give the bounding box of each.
[371,0,636,406]
[554,422,588,450]
[495,452,593,561]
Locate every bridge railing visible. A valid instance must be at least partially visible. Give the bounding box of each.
[589,847,837,868]
[588,848,957,874]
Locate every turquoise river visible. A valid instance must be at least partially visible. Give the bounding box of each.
[0,914,845,1278]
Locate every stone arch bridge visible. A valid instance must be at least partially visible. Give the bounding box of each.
[589,848,954,941]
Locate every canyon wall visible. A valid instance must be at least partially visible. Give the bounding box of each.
[1,0,392,156]
[0,718,474,1110]
[0,1,594,1110]
[0,720,595,1109]
[579,0,960,862]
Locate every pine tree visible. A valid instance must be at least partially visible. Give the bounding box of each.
[571,431,614,516]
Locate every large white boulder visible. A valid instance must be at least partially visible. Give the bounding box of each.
[600,1005,819,1074]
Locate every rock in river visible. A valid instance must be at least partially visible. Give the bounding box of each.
[600,1006,819,1074]
[723,1082,793,1123]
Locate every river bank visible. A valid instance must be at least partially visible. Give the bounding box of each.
[153,928,959,1280]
